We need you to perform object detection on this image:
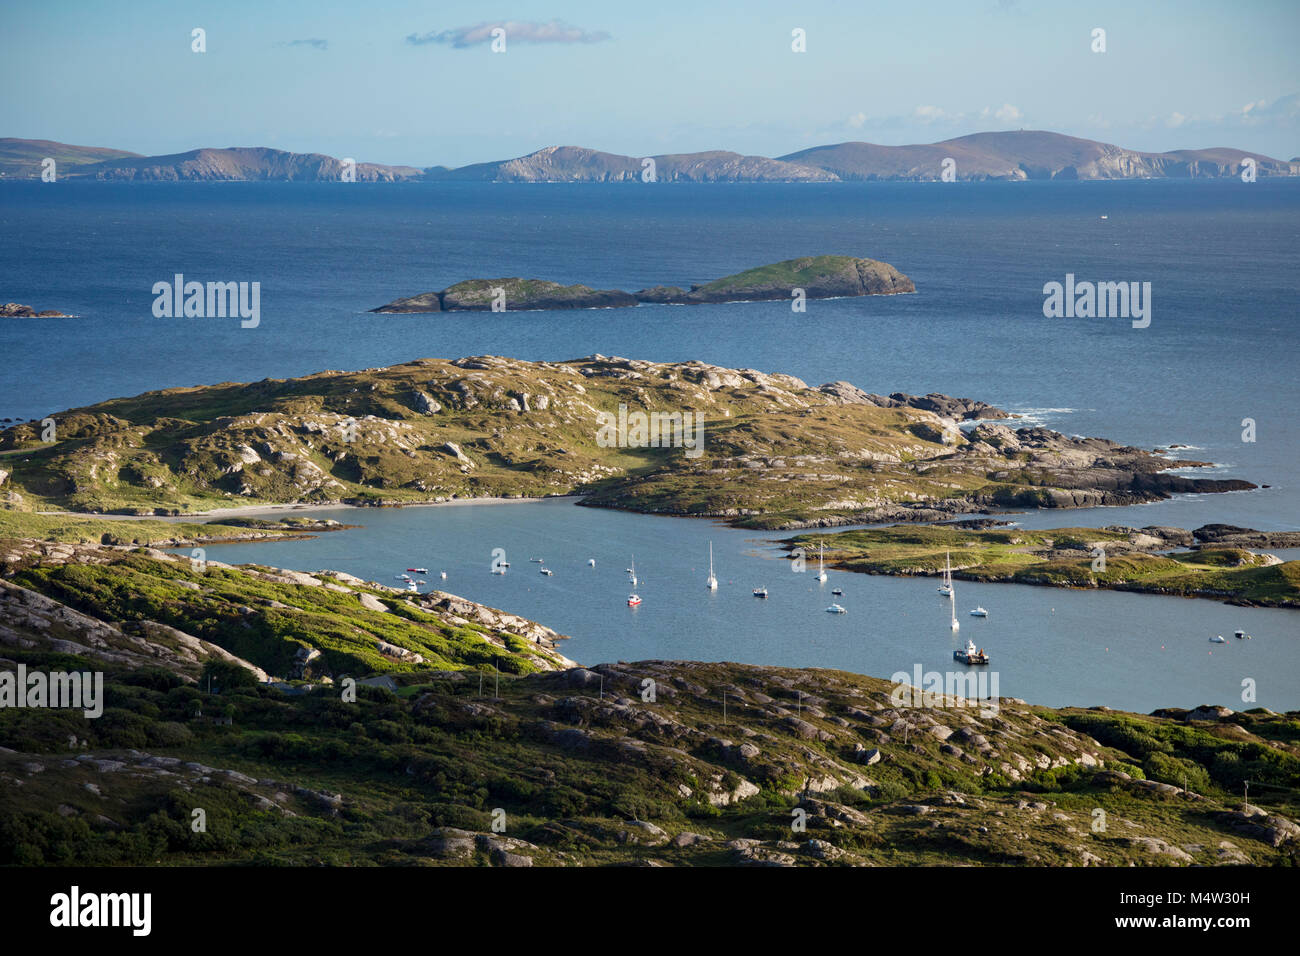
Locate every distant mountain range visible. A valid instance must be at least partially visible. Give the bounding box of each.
[3,131,1296,182]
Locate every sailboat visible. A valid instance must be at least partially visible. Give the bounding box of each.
[938,551,953,596]
[629,555,638,588]
[815,542,827,583]
[706,542,718,590]
[949,566,960,631]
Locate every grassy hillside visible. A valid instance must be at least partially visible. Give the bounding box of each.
[788,524,1300,607]
[1,651,1296,866]
[0,356,1248,527]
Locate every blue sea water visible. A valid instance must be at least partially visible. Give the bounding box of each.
[2,179,1297,709]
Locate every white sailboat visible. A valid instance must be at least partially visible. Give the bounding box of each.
[948,562,960,631]
[629,555,637,588]
[816,542,827,583]
[938,551,953,596]
[706,542,718,590]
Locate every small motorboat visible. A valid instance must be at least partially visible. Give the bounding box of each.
[530,557,543,563]
[825,604,846,614]
[407,567,428,574]
[831,587,843,596]
[1234,629,1250,640]
[406,581,419,593]
[1210,635,1227,643]
[539,568,553,576]
[753,587,768,598]
[588,559,596,567]
[395,574,411,581]
[953,640,989,665]
[970,607,988,618]
[627,594,642,607]
[440,571,447,579]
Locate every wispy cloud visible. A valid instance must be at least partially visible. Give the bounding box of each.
[406,20,611,48]
[277,38,328,50]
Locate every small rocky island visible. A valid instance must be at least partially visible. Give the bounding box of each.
[1,302,69,317]
[370,255,914,313]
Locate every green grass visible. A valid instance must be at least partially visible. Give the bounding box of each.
[788,524,1300,607]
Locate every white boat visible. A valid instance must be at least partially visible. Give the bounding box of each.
[1234,629,1250,640]
[539,568,553,576]
[948,558,960,631]
[530,557,543,563]
[970,607,988,618]
[938,551,953,596]
[753,587,768,598]
[825,603,846,614]
[1210,635,1227,643]
[440,571,447,579]
[816,542,827,583]
[953,639,989,665]
[395,574,411,581]
[706,542,718,591]
[627,593,642,607]
[406,581,419,593]
[629,555,638,587]
[588,558,596,567]
[831,587,843,596]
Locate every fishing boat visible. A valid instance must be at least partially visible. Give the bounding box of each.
[706,542,718,591]
[1210,634,1227,643]
[407,567,427,574]
[825,603,846,614]
[753,587,768,598]
[627,593,642,607]
[938,551,953,596]
[970,607,988,618]
[953,639,989,665]
[816,542,827,583]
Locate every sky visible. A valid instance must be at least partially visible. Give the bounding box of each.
[2,0,1297,167]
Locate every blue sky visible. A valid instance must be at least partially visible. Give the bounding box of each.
[2,0,1297,166]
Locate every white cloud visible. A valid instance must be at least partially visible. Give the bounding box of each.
[913,105,947,122]
[407,20,611,48]
[847,112,867,129]
[993,103,1022,123]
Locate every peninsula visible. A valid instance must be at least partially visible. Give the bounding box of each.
[0,355,1252,527]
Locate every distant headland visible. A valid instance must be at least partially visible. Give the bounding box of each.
[2,130,1296,182]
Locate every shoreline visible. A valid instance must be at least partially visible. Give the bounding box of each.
[35,493,584,523]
